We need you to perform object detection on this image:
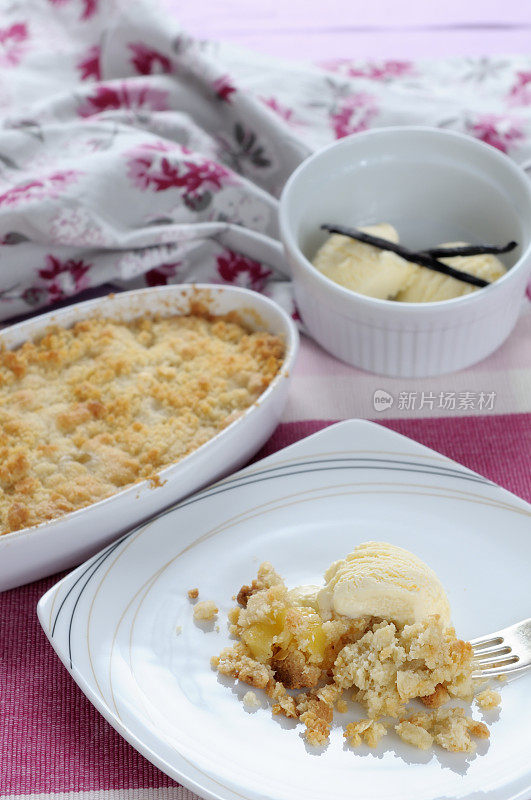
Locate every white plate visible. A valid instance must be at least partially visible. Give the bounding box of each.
[37,420,531,800]
[0,284,298,591]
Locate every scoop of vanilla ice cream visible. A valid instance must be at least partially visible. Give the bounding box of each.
[313,226,507,303]
[396,242,506,303]
[317,541,451,627]
[312,223,415,300]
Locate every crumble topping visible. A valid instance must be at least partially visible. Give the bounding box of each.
[395,720,434,750]
[0,314,284,534]
[395,709,489,753]
[212,561,500,754]
[193,600,218,621]
[332,618,474,719]
[476,689,501,710]
[187,588,199,600]
[243,691,260,709]
[344,719,387,748]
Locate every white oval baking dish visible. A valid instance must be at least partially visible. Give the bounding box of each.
[0,284,298,591]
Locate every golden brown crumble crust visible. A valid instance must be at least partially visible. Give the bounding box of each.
[0,315,284,534]
[420,683,450,709]
[213,562,498,754]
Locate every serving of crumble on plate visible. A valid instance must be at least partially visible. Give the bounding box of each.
[213,548,493,754]
[38,421,531,800]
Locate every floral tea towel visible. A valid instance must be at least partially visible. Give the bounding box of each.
[0,0,530,320]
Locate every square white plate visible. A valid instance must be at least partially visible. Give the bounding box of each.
[38,420,531,800]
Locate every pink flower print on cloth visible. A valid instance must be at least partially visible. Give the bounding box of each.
[32,254,92,303]
[77,45,101,81]
[129,43,172,75]
[77,81,169,117]
[508,72,531,106]
[125,139,180,188]
[47,0,99,21]
[0,170,81,208]
[213,75,237,102]
[216,249,271,292]
[466,113,525,153]
[145,263,180,286]
[127,143,234,212]
[330,93,378,138]
[0,22,29,68]
[261,97,297,126]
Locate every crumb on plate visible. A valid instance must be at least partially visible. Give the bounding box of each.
[344,719,387,748]
[193,600,218,621]
[476,689,501,710]
[243,691,260,709]
[395,709,489,754]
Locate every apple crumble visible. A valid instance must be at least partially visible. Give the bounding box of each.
[0,313,284,534]
[213,546,498,755]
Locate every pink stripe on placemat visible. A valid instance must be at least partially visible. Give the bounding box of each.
[0,576,179,792]
[0,412,528,795]
[255,414,531,502]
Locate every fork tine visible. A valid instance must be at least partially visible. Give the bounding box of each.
[474,655,519,671]
[472,645,511,660]
[470,618,531,679]
[469,634,504,648]
[473,663,523,678]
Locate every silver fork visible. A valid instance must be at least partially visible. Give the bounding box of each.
[470,617,531,678]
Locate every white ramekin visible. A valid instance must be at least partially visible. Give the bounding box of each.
[279,127,531,377]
